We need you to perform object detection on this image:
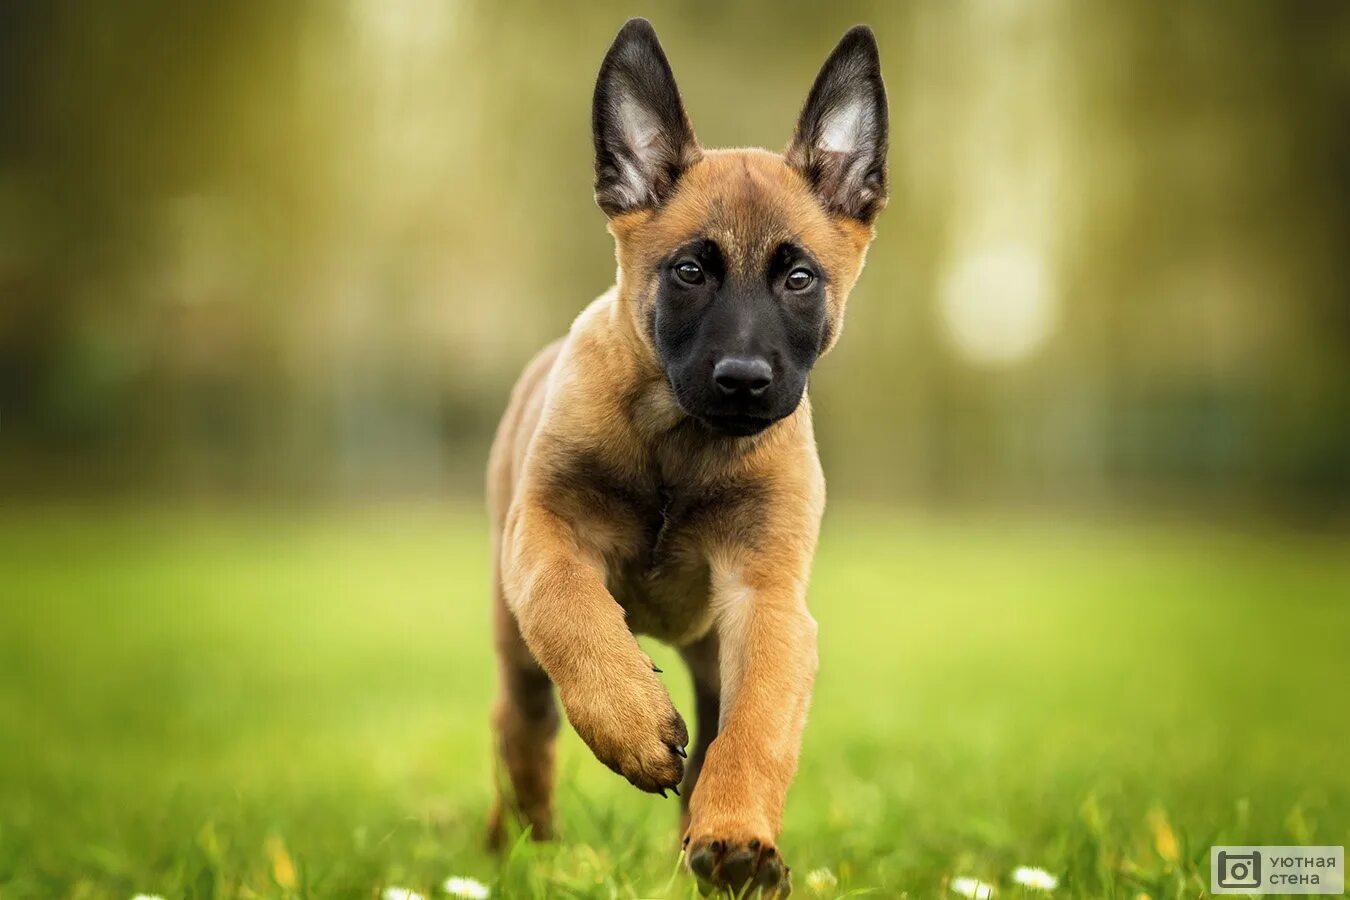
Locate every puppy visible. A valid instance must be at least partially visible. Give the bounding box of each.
[486,18,887,896]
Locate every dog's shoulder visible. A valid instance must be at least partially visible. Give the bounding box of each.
[489,288,640,520]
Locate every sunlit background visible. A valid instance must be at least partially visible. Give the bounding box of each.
[2,3,1348,898]
[4,0,1347,511]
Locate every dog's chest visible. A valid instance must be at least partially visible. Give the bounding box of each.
[604,484,716,644]
[546,446,766,645]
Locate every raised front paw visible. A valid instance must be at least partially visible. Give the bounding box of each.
[561,669,688,794]
[686,834,790,898]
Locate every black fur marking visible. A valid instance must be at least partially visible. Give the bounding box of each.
[543,445,770,572]
[592,18,699,216]
[668,239,727,284]
[768,242,827,290]
[787,25,889,223]
[541,449,660,542]
[663,476,770,553]
[652,237,827,435]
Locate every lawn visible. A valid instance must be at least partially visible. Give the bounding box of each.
[0,505,1346,899]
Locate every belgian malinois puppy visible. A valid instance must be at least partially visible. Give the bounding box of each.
[487,18,887,896]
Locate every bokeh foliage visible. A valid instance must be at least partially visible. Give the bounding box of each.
[1,1,1348,508]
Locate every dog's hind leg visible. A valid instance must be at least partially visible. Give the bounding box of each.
[678,632,720,836]
[487,573,559,849]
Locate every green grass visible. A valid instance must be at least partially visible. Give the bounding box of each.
[1,505,1347,899]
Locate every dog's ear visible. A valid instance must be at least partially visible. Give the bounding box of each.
[592,18,701,217]
[786,26,889,224]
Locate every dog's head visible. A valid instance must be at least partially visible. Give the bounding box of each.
[593,19,887,437]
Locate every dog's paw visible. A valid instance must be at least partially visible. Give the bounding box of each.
[561,670,688,795]
[686,835,790,897]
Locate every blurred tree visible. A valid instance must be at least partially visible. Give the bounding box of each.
[0,0,1346,512]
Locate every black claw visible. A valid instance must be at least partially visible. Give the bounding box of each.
[657,788,667,798]
[671,785,680,796]
[673,744,687,758]
[652,664,663,672]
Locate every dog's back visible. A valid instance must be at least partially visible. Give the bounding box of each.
[486,335,562,537]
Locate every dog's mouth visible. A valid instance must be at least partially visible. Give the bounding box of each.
[665,371,794,438]
[697,413,777,437]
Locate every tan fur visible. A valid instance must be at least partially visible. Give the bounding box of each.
[487,148,875,894]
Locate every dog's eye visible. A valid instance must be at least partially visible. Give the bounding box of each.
[785,267,815,291]
[673,262,705,285]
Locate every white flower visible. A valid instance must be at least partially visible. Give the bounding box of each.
[1012,866,1058,891]
[131,895,167,900]
[805,867,838,894]
[443,876,491,899]
[383,889,426,900]
[951,876,996,899]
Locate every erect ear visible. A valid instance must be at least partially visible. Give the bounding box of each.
[592,18,701,217]
[786,25,889,224]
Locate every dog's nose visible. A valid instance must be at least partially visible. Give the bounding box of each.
[713,356,773,397]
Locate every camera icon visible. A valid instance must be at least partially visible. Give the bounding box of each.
[1217,850,1263,888]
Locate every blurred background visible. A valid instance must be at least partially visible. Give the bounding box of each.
[3,0,1348,514]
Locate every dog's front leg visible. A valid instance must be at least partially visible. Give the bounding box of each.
[684,561,818,897]
[503,501,689,795]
